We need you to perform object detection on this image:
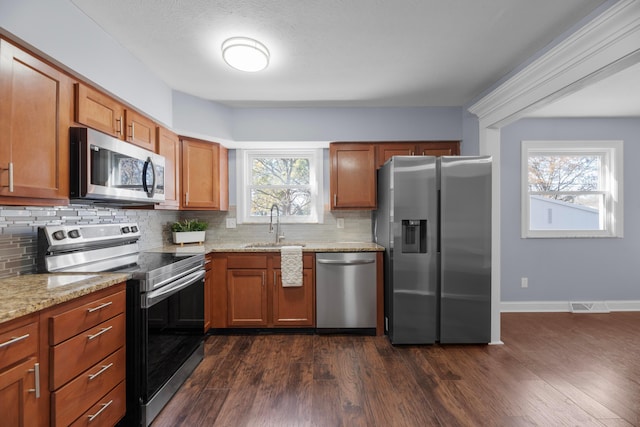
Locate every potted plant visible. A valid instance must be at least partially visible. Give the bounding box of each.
[171,219,208,245]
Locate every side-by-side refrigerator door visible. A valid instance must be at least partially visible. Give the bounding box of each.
[390,156,438,344]
[439,156,492,343]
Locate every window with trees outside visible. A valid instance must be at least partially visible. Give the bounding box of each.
[521,140,623,238]
[236,149,324,224]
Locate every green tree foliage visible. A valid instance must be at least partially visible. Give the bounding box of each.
[250,157,311,216]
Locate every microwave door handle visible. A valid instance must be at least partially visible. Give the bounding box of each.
[142,157,156,197]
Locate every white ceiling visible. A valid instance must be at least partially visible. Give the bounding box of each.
[71,0,634,116]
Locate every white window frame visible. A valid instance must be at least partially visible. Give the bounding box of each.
[521,140,623,238]
[236,148,324,224]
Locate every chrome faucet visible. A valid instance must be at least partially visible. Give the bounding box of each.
[269,204,285,244]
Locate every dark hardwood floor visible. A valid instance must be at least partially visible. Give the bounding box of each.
[151,312,640,426]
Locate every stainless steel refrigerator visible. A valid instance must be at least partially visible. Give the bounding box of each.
[374,156,491,344]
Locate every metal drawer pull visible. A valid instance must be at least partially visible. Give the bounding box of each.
[88,400,113,422]
[88,363,113,380]
[0,333,29,348]
[87,301,113,313]
[116,117,123,134]
[27,362,40,398]
[1,162,13,192]
[87,326,113,341]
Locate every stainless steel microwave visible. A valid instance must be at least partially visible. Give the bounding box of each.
[70,127,165,204]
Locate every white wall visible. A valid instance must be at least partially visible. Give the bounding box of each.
[501,117,640,302]
[0,0,174,126]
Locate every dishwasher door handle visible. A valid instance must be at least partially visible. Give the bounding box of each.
[317,259,376,265]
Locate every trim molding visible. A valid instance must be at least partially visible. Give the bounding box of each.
[501,300,640,313]
[468,0,640,128]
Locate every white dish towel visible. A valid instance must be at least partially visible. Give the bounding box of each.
[280,245,303,287]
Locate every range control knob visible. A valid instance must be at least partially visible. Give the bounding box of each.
[130,226,139,233]
[52,230,66,241]
[121,226,131,234]
[68,229,81,239]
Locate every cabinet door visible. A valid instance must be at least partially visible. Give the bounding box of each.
[416,141,460,156]
[0,356,40,427]
[0,39,71,203]
[376,142,416,168]
[272,269,314,326]
[156,127,180,209]
[125,109,156,151]
[330,143,376,209]
[227,270,268,326]
[181,137,223,210]
[75,83,124,139]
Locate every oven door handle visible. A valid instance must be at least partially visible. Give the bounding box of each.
[142,269,205,308]
[151,263,203,290]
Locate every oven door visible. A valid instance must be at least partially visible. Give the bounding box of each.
[142,269,205,402]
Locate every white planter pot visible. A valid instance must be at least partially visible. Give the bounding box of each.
[172,231,206,245]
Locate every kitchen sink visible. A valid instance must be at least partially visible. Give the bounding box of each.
[243,242,306,249]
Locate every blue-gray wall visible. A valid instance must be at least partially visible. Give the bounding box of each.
[501,117,640,301]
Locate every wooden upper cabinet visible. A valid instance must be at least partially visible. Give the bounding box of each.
[75,83,124,138]
[0,38,71,205]
[156,127,180,209]
[375,141,461,168]
[376,142,417,168]
[180,137,228,210]
[125,109,155,150]
[330,143,376,210]
[75,82,156,150]
[416,141,460,157]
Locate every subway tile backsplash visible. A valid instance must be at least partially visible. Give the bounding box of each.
[0,204,373,279]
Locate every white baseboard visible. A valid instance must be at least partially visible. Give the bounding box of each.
[501,300,640,313]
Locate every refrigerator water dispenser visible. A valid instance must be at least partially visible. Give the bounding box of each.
[401,219,427,253]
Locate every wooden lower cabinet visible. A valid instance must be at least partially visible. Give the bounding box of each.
[227,269,268,326]
[0,314,40,427]
[43,283,126,427]
[211,253,315,329]
[273,269,314,326]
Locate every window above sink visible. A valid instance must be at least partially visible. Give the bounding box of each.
[236,149,324,225]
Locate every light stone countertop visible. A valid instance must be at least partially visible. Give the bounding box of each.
[0,272,130,325]
[148,241,385,254]
[0,241,383,325]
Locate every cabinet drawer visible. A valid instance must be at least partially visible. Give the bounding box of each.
[52,347,125,427]
[49,291,125,345]
[0,321,38,370]
[272,253,314,269]
[69,381,125,427]
[51,314,125,389]
[227,255,268,269]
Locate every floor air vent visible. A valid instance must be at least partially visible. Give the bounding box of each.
[569,301,610,313]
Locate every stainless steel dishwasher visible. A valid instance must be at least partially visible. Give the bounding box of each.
[316,252,377,332]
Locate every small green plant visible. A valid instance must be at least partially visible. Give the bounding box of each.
[171,219,208,232]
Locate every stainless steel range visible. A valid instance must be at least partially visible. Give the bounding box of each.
[37,223,205,427]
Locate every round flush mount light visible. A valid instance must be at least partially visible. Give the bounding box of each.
[222,37,270,72]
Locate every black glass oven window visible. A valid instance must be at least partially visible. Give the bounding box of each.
[143,279,204,400]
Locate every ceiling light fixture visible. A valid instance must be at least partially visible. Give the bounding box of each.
[222,37,270,72]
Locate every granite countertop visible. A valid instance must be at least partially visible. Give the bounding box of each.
[0,241,383,325]
[149,241,385,254]
[0,273,130,325]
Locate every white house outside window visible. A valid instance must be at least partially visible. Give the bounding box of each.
[237,149,323,224]
[521,140,623,238]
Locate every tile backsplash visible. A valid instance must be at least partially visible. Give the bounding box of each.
[0,204,373,279]
[0,204,179,279]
